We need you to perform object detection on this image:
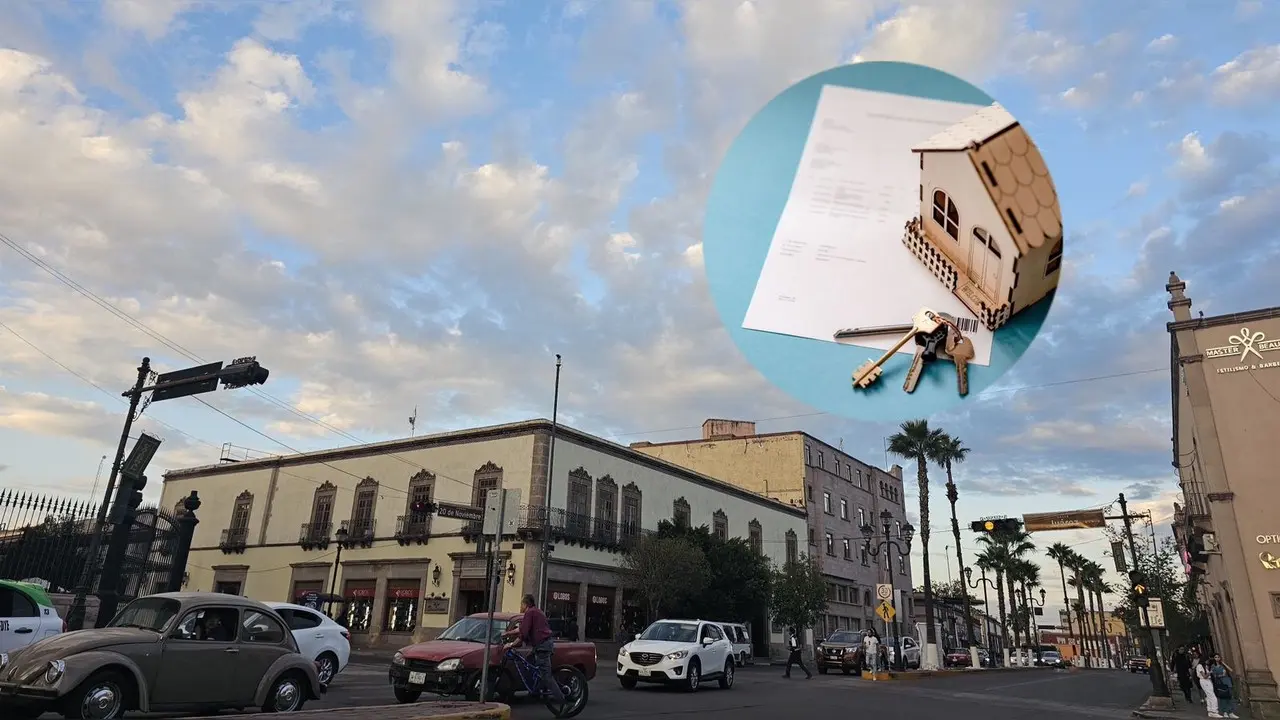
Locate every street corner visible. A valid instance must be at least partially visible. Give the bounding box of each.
[213,701,511,720]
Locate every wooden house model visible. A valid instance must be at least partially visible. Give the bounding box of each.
[901,102,1063,331]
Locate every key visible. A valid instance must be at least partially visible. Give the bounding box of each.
[851,308,942,389]
[834,323,914,340]
[903,327,947,393]
[945,325,975,397]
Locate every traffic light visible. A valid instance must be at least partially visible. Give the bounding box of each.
[409,500,434,520]
[1131,572,1150,607]
[108,474,148,525]
[971,518,1021,534]
[220,357,270,389]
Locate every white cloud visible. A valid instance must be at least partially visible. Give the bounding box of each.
[1172,132,1211,174]
[1146,34,1177,52]
[1212,44,1280,105]
[102,0,195,40]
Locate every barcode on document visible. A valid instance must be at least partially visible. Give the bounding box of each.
[953,317,979,334]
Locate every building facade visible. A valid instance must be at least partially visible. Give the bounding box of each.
[630,419,914,638]
[160,419,806,655]
[1166,272,1280,720]
[907,592,1006,656]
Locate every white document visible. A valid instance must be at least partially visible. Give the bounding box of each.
[742,85,994,365]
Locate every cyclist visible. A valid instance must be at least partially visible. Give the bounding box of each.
[503,593,565,709]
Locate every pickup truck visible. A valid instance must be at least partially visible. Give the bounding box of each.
[389,612,597,703]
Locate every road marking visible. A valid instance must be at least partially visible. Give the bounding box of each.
[983,673,1081,691]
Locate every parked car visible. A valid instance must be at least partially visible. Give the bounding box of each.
[816,630,864,675]
[1129,656,1151,673]
[389,612,597,703]
[885,635,922,669]
[0,581,65,655]
[265,602,351,685]
[0,592,324,720]
[616,619,735,692]
[715,622,754,666]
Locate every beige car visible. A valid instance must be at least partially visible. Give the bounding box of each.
[0,592,325,720]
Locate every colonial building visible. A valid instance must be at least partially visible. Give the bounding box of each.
[1166,272,1280,720]
[160,419,806,654]
[629,419,913,638]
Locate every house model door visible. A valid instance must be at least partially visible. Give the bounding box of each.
[966,228,1002,300]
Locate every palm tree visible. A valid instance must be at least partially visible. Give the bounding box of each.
[933,434,972,648]
[1084,562,1112,667]
[1068,553,1092,665]
[975,549,1009,654]
[1013,558,1040,649]
[1046,543,1076,654]
[887,419,945,666]
[996,527,1036,650]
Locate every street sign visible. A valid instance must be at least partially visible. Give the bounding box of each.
[876,601,895,622]
[121,432,163,480]
[435,502,485,522]
[1143,598,1166,629]
[1022,509,1107,532]
[150,361,224,402]
[483,488,522,536]
[876,584,893,601]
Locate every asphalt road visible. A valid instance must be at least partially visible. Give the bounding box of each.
[320,662,1156,719]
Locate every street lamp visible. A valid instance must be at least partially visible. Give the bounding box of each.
[506,561,517,586]
[432,564,443,586]
[861,509,914,671]
[964,566,1000,666]
[326,525,349,616]
[1018,587,1048,665]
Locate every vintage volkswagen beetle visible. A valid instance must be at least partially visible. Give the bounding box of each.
[0,592,324,720]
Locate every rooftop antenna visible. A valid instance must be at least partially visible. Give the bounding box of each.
[408,407,418,437]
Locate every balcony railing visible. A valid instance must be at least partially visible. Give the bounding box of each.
[515,505,649,552]
[339,519,376,548]
[395,515,431,546]
[299,522,332,550]
[219,527,249,554]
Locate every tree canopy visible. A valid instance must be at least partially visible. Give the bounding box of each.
[1106,534,1209,647]
[769,555,828,632]
[620,533,709,620]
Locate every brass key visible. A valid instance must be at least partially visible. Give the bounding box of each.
[903,326,947,393]
[851,308,943,389]
[945,327,975,397]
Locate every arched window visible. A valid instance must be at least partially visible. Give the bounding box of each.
[931,189,960,240]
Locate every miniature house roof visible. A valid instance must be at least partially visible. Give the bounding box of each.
[912,103,1018,152]
[914,102,1063,256]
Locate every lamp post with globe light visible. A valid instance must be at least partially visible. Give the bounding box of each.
[965,566,1000,666]
[861,510,914,671]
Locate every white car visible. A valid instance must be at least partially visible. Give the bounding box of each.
[0,580,64,654]
[617,619,736,692]
[265,601,351,684]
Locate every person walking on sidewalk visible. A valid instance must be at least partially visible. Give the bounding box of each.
[1209,654,1239,719]
[1195,653,1220,717]
[783,628,812,679]
[1172,647,1195,703]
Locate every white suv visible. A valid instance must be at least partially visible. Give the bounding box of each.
[617,619,736,692]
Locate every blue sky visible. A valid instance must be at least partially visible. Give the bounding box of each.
[0,0,1276,610]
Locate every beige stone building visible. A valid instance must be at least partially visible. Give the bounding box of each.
[630,419,913,639]
[160,419,806,653]
[1166,272,1280,719]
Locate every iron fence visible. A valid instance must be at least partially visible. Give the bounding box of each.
[516,504,650,550]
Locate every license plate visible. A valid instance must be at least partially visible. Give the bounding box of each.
[638,669,649,677]
[408,671,426,685]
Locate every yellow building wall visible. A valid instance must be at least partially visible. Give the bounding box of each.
[631,434,806,505]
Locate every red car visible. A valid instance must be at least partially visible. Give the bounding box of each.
[389,612,597,703]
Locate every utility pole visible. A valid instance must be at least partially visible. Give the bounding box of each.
[66,357,151,630]
[1118,493,1171,699]
[537,354,562,608]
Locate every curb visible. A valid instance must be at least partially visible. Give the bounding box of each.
[215,702,511,720]
[883,667,1054,681]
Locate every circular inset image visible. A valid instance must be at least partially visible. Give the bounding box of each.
[703,61,1062,422]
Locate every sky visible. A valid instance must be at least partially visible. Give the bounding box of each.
[0,0,1277,618]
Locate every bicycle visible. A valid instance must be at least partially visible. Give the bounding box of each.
[483,647,588,718]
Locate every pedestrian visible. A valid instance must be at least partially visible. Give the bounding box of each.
[1194,652,1219,717]
[1172,647,1195,704]
[1209,654,1239,719]
[502,594,566,709]
[783,627,812,679]
[864,629,881,673]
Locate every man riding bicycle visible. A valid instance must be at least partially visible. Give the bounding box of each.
[503,594,565,708]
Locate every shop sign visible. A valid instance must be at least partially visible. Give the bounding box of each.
[551,591,573,602]
[348,588,375,598]
[422,597,449,614]
[590,595,609,605]
[389,588,419,599]
[300,591,320,609]
[1205,327,1280,374]
[1260,552,1280,570]
[1257,534,1280,544]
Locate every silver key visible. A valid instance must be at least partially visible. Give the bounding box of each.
[834,324,914,340]
[851,308,942,389]
[945,325,975,397]
[903,327,946,393]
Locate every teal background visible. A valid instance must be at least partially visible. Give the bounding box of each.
[702,61,1054,423]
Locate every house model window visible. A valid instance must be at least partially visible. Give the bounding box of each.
[901,102,1063,331]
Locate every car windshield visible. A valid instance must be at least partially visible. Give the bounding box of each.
[826,631,860,643]
[437,617,506,644]
[639,622,698,643]
[109,597,182,631]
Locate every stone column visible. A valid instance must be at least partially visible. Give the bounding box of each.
[577,581,589,642]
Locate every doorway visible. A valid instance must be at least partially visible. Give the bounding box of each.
[751,611,768,657]
[967,227,1002,298]
[457,578,486,619]
[213,581,242,595]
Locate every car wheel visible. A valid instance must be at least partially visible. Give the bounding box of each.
[315,653,339,685]
[619,676,638,690]
[818,665,828,675]
[719,660,734,690]
[261,673,307,713]
[393,687,422,704]
[684,659,701,692]
[62,669,131,720]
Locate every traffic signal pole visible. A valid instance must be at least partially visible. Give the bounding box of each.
[1118,493,1170,699]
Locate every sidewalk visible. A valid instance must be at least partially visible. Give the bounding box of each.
[217,701,509,720]
[1133,694,1252,719]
